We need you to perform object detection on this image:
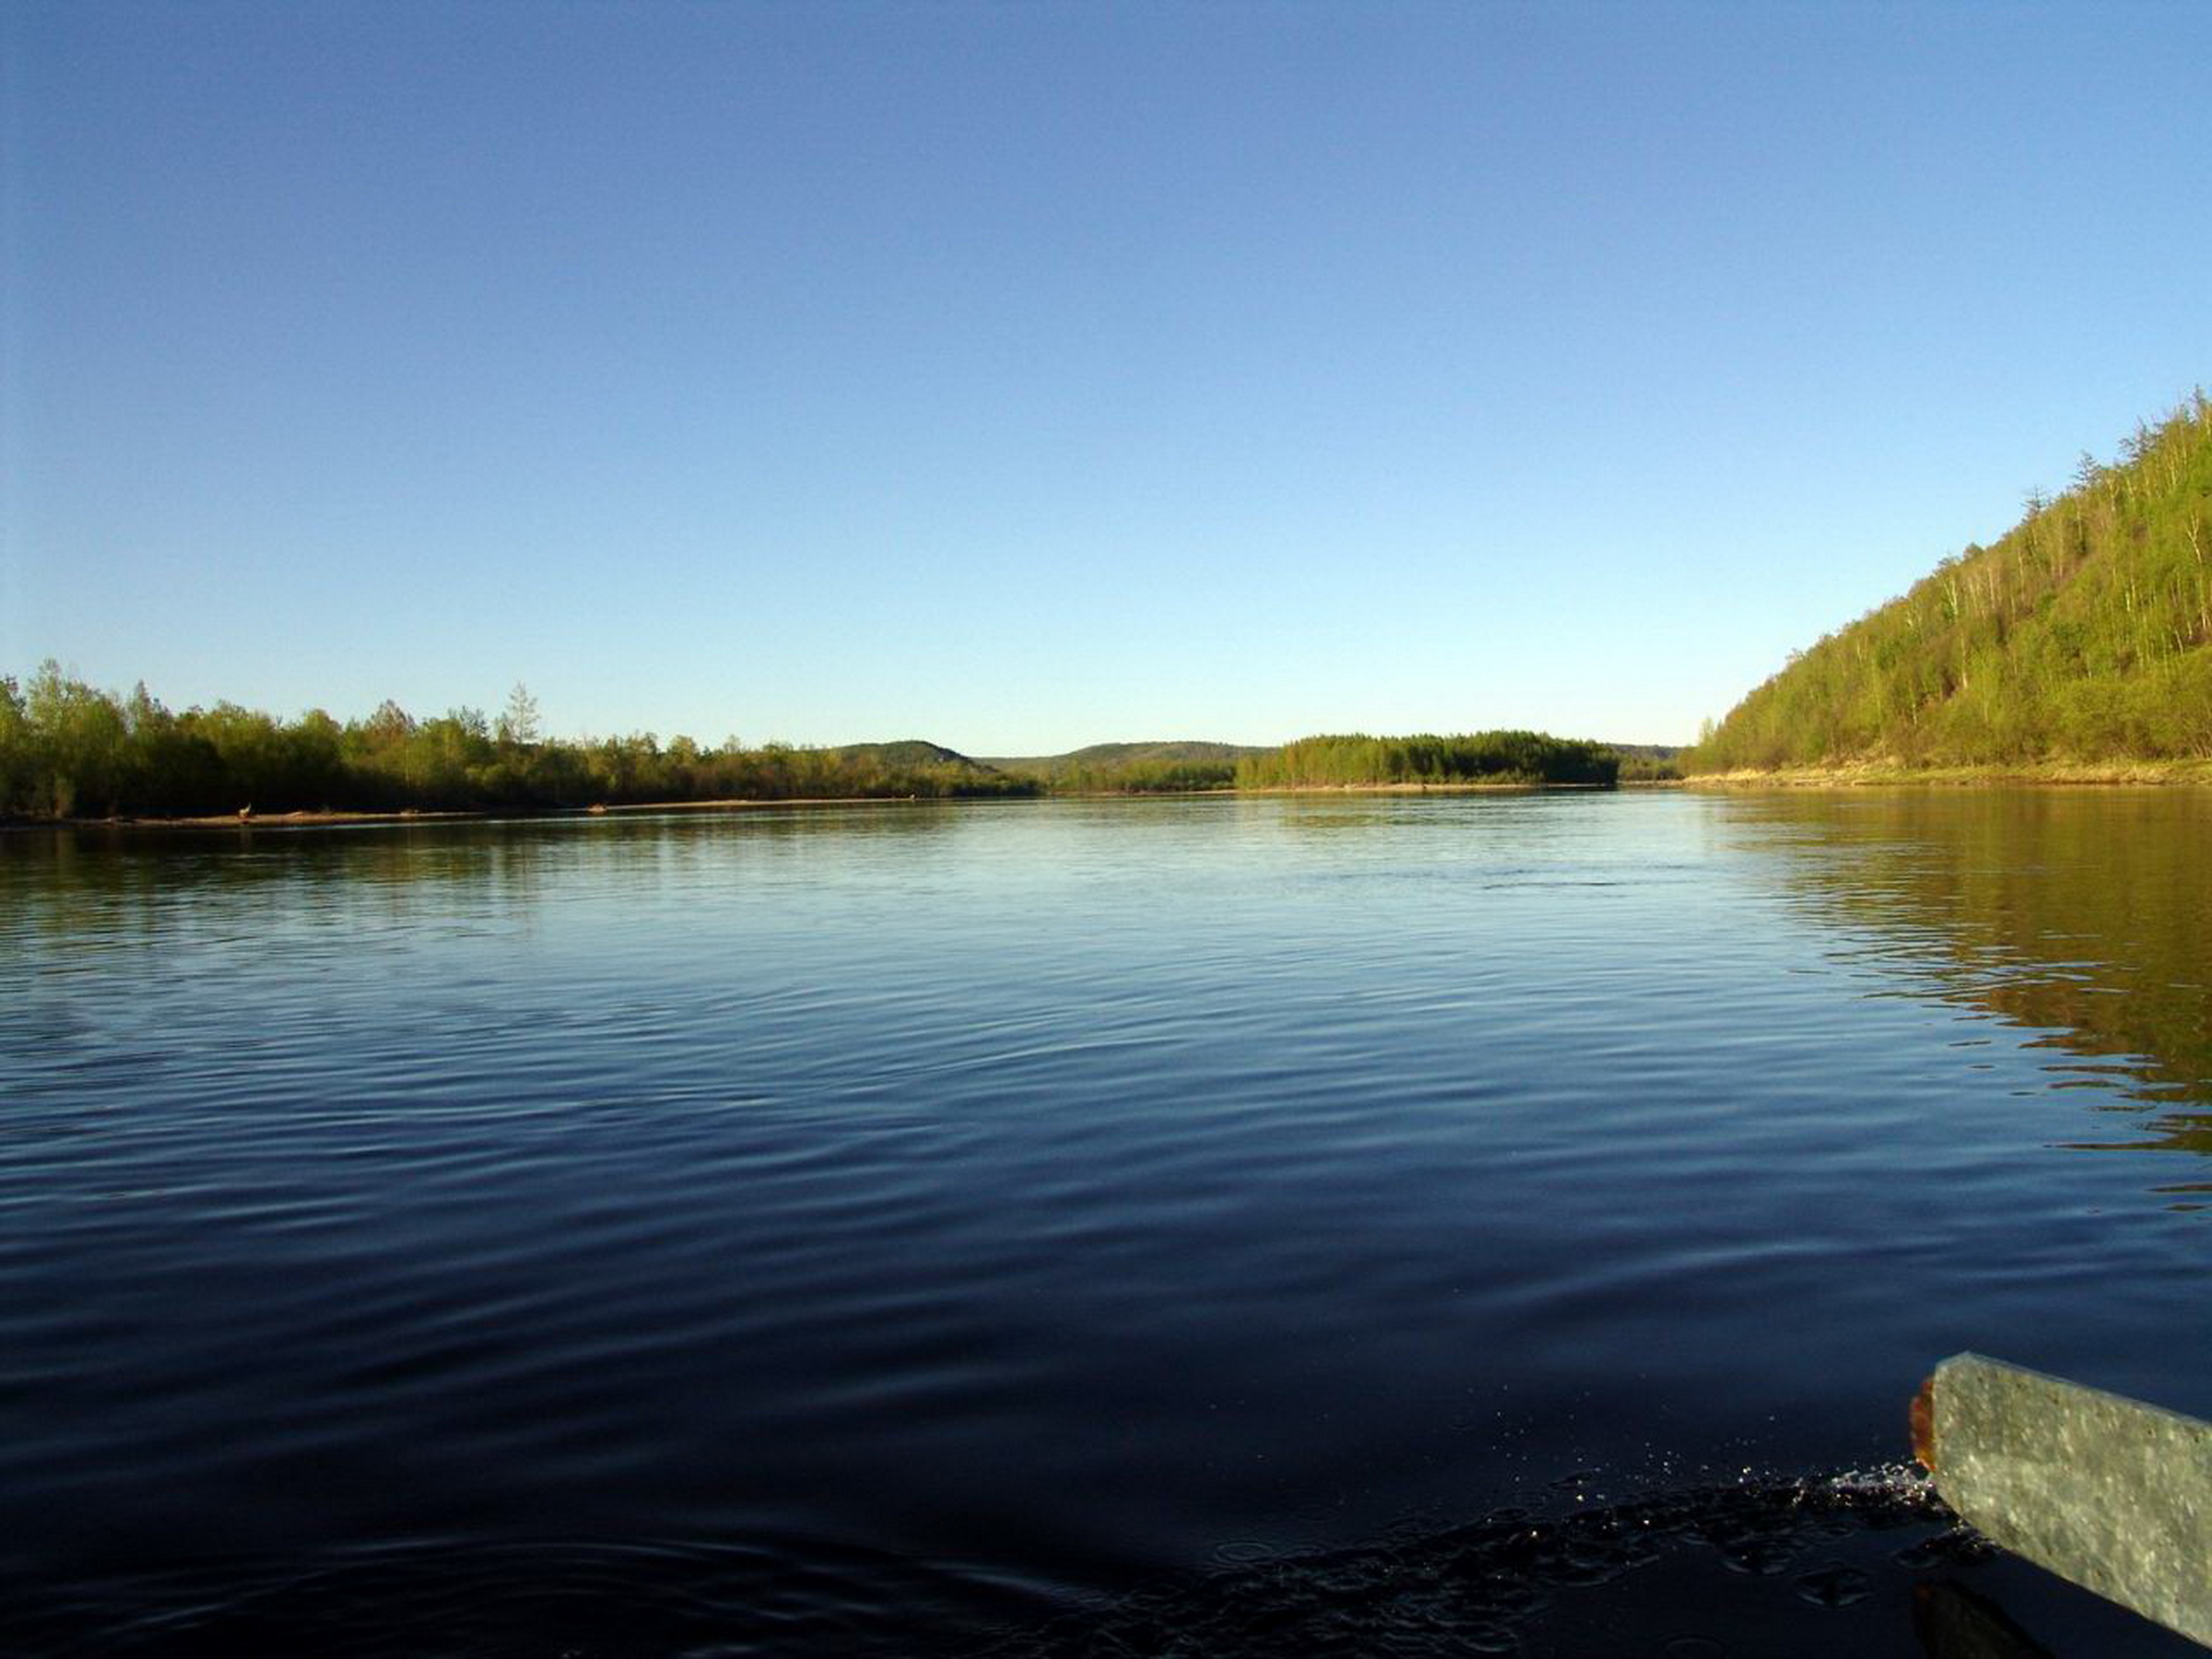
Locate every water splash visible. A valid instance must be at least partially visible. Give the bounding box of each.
[981,1466,1983,1658]
[0,1471,2014,1659]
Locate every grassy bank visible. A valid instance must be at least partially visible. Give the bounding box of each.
[1690,759,2212,788]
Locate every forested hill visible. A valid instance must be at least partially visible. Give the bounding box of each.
[1688,393,2212,771]
[984,741,1263,793]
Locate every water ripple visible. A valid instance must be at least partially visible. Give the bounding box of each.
[4,794,2209,1654]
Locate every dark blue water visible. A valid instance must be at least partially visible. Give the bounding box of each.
[3,790,2206,1655]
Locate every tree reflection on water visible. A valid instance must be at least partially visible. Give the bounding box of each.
[1734,787,2212,1173]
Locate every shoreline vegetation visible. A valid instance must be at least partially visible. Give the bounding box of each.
[0,667,1644,827]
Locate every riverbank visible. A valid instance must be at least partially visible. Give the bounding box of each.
[1688,759,2212,787]
[0,795,981,833]
[2,806,488,832]
[1237,780,1607,794]
[5,779,1646,833]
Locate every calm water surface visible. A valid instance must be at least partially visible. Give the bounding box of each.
[2,790,2206,1655]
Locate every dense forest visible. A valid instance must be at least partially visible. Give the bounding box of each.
[1236,732,1620,789]
[0,673,1631,821]
[1689,393,2212,771]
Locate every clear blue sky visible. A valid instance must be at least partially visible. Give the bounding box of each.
[5,1,2208,751]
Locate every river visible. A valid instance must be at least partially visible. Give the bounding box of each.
[3,789,2205,1655]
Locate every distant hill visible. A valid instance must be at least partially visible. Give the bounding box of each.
[981,740,1261,794]
[825,739,1006,776]
[981,740,1264,778]
[1690,393,2212,771]
[994,738,1672,789]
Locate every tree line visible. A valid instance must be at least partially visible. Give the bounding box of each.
[1014,756,1241,793]
[0,672,1037,819]
[1235,732,1621,788]
[0,670,1633,822]
[1689,392,2212,771]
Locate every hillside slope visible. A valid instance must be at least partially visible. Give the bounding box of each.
[1689,394,2212,771]
[982,740,1260,781]
[826,739,1005,776]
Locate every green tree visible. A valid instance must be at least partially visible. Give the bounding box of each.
[499,682,542,747]
[26,661,127,816]
[0,675,30,816]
